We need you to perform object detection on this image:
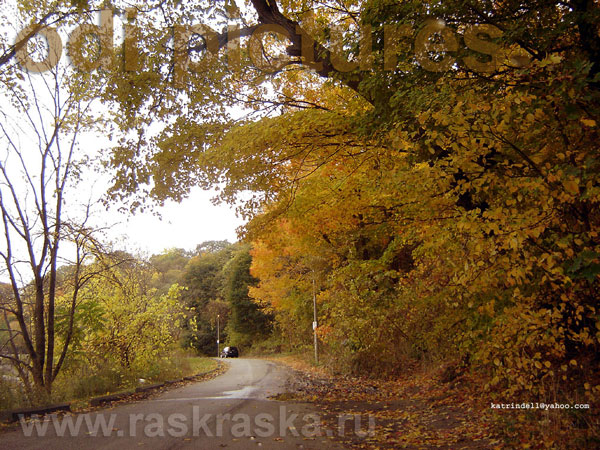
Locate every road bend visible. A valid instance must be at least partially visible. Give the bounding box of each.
[0,358,349,449]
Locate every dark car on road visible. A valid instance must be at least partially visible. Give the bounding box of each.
[220,346,239,358]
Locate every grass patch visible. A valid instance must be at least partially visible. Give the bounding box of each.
[182,356,218,377]
[1,349,219,412]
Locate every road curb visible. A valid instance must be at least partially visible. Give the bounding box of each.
[135,382,165,393]
[89,391,136,407]
[1,362,226,420]
[0,403,71,423]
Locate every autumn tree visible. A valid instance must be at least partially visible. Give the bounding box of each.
[67,0,597,405]
[180,241,235,354]
[223,244,272,349]
[178,241,272,354]
[0,0,88,70]
[0,0,117,398]
[149,248,191,295]
[8,0,599,429]
[0,67,107,398]
[230,0,600,406]
[106,0,597,404]
[65,252,185,378]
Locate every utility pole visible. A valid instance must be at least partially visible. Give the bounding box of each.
[312,275,318,364]
[217,314,220,358]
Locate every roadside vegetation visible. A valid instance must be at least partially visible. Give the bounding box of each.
[1,347,217,411]
[0,239,271,410]
[1,0,599,447]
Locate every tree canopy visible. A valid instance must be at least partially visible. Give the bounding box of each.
[3,0,599,440]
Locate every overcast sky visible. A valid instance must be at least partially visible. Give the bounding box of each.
[107,187,245,256]
[74,129,247,258]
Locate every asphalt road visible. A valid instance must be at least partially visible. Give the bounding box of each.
[0,358,348,449]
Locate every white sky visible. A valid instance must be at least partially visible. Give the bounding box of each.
[79,120,248,257]
[74,132,246,257]
[107,188,245,256]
